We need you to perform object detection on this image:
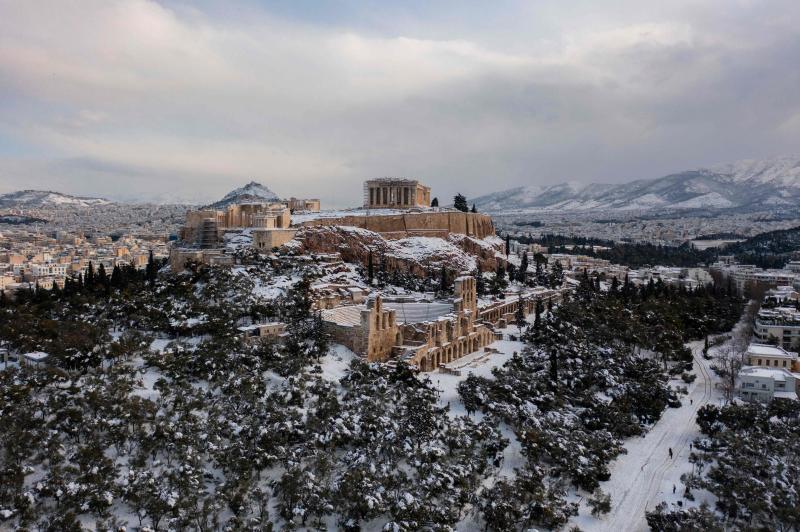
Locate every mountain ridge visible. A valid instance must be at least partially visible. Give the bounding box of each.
[471,156,800,213]
[0,189,111,208]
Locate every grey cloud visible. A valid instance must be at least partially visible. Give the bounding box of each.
[0,0,798,206]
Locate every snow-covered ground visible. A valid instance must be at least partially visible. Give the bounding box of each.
[569,332,738,531]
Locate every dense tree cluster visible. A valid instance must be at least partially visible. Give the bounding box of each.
[0,261,510,530]
[458,278,743,527]
[648,401,800,530]
[0,247,746,530]
[516,226,800,269]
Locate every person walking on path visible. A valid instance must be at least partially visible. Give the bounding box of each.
[668,447,673,459]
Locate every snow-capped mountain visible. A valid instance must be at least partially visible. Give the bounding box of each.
[208,181,280,208]
[472,156,800,213]
[0,190,111,208]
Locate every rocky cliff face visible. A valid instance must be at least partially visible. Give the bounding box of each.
[294,225,503,276]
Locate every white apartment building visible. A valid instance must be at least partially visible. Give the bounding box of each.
[711,262,800,294]
[736,366,798,402]
[753,307,800,350]
[29,263,68,277]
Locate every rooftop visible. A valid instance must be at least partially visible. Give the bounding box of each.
[747,344,796,359]
[740,365,795,380]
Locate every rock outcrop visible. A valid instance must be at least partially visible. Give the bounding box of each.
[292,225,504,276]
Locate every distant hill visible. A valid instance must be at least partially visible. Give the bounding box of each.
[471,156,800,213]
[0,190,110,208]
[207,181,280,208]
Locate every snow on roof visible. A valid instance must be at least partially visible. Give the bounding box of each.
[747,344,796,359]
[774,391,799,400]
[23,351,49,361]
[740,366,794,380]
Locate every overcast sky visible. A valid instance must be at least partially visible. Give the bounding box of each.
[1,0,799,206]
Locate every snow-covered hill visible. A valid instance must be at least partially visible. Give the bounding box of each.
[0,190,110,208]
[471,156,800,213]
[208,181,280,208]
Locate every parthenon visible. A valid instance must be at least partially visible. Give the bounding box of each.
[364,178,431,209]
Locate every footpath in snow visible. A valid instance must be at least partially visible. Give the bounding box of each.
[572,339,726,531]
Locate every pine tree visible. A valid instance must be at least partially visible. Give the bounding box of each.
[473,269,486,296]
[147,250,158,287]
[505,234,511,256]
[519,252,528,284]
[515,296,526,329]
[440,265,449,293]
[471,203,477,213]
[431,197,439,207]
[86,261,95,288]
[97,263,109,288]
[111,265,123,289]
[367,249,374,284]
[507,263,517,284]
[453,193,469,212]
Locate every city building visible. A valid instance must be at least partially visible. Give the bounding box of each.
[745,343,799,371]
[364,178,431,209]
[238,322,287,344]
[753,307,800,350]
[736,366,798,402]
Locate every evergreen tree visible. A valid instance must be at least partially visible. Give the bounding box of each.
[147,250,158,288]
[453,193,469,212]
[440,265,449,294]
[367,250,374,284]
[111,265,123,289]
[473,269,487,296]
[515,296,526,329]
[97,263,109,289]
[549,261,564,288]
[471,203,477,213]
[505,234,511,256]
[430,197,439,207]
[519,252,529,284]
[86,261,95,288]
[533,299,543,335]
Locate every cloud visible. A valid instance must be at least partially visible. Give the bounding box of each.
[0,0,799,205]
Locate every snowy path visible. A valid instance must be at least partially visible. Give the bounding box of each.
[572,340,724,531]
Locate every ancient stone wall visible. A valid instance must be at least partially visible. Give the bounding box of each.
[300,212,495,239]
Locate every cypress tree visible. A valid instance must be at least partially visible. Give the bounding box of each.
[453,193,469,212]
[97,263,109,287]
[86,261,95,288]
[147,250,158,287]
[430,197,439,207]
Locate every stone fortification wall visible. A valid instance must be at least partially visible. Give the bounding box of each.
[300,212,495,239]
